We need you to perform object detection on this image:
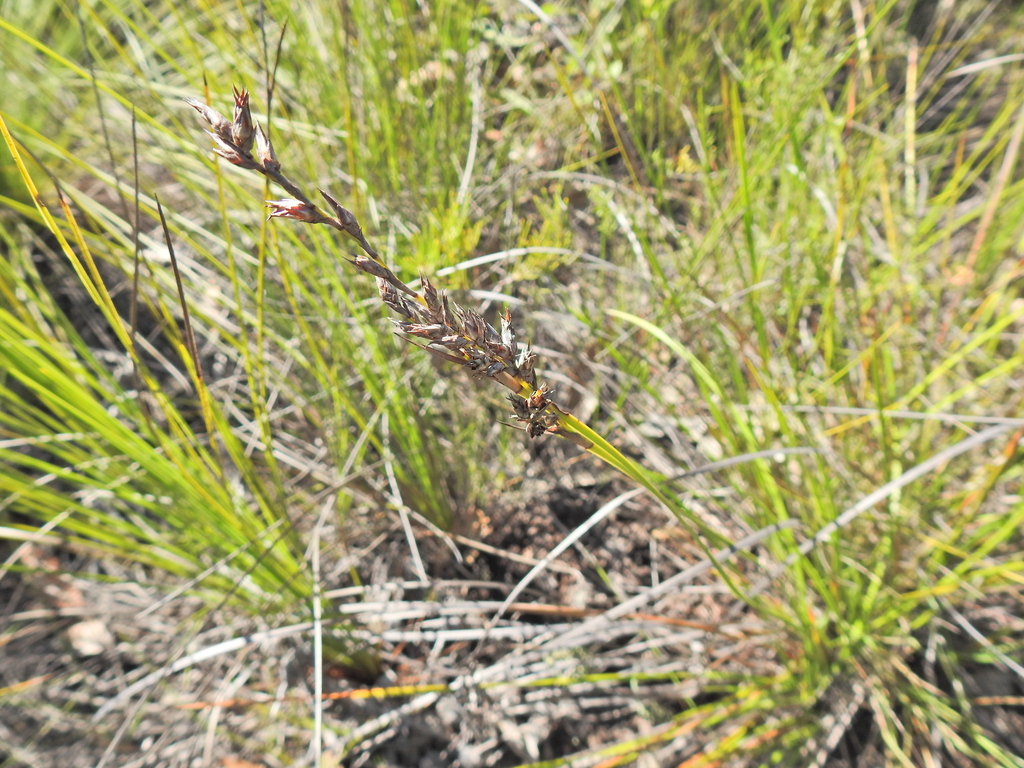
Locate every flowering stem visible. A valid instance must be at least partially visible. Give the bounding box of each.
[185,89,717,521]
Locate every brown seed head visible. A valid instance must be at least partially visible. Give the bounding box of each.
[318,189,381,259]
[349,254,395,281]
[421,276,440,312]
[516,349,537,388]
[266,198,322,223]
[184,97,233,143]
[209,133,261,170]
[318,189,366,239]
[378,279,419,319]
[231,87,255,152]
[187,86,560,438]
[253,123,280,173]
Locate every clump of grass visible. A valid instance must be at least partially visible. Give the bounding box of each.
[3,1,1024,765]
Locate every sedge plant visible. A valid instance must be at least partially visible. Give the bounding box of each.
[2,0,1024,765]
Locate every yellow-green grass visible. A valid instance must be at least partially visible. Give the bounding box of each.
[1,0,1023,765]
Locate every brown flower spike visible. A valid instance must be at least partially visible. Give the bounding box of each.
[186,88,575,441]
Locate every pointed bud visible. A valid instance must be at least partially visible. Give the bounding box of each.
[378,279,419,318]
[231,87,255,152]
[184,97,232,142]
[348,254,396,282]
[421,275,440,311]
[318,188,380,259]
[265,198,321,223]
[400,323,446,340]
[318,189,362,235]
[208,132,260,170]
[253,123,280,173]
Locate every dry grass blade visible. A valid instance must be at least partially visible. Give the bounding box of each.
[92,621,320,720]
[491,487,644,625]
[155,195,202,389]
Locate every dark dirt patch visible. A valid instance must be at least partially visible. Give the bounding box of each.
[0,463,770,767]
